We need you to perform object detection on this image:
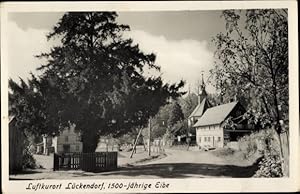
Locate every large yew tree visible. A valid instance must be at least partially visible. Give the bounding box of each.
[9,12,184,153]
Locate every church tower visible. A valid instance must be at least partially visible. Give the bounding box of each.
[197,71,207,105]
[188,71,210,128]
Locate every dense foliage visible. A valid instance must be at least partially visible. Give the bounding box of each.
[254,152,283,177]
[167,101,184,128]
[237,128,284,177]
[148,93,198,140]
[210,9,288,175]
[211,9,288,127]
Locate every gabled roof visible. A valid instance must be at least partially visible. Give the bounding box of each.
[188,98,210,118]
[193,101,239,127]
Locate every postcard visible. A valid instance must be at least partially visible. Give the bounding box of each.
[1,1,299,193]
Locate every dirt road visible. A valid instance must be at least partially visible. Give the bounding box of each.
[98,148,259,178]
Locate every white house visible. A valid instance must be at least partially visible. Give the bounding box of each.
[193,101,252,148]
[188,75,254,149]
[41,124,83,154]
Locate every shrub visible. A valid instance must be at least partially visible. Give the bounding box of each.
[253,130,283,177]
[253,152,283,177]
[212,147,235,157]
[22,135,37,169]
[238,128,279,158]
[22,148,37,169]
[238,133,258,158]
[237,128,284,177]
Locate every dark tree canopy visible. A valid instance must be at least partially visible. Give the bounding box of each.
[9,12,184,153]
[9,76,45,136]
[149,103,172,139]
[167,101,184,128]
[178,93,198,118]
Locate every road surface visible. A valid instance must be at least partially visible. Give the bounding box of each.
[97,148,259,178]
[9,148,259,179]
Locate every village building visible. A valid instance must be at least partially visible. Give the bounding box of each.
[9,116,26,173]
[194,101,253,148]
[39,124,83,155]
[188,77,211,128]
[188,75,254,149]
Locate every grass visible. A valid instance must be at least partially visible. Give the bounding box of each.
[211,147,236,157]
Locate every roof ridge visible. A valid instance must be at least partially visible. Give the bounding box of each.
[206,101,238,110]
[188,98,208,118]
[193,101,240,127]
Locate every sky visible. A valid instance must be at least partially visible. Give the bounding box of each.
[7,11,229,94]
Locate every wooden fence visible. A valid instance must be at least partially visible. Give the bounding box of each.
[53,152,118,172]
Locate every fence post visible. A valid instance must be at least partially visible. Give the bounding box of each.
[104,152,107,170]
[115,152,118,168]
[53,153,58,171]
[53,153,55,171]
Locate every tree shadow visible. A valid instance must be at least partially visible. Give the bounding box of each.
[70,162,259,178]
[9,170,43,175]
[9,170,44,180]
[105,163,259,178]
[9,158,261,179]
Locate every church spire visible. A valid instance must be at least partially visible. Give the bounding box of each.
[198,71,207,104]
[201,71,205,87]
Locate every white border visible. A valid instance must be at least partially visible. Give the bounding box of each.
[1,1,299,193]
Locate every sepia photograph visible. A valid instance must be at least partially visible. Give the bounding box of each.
[1,1,299,193]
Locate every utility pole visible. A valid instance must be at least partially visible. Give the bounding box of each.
[148,118,151,156]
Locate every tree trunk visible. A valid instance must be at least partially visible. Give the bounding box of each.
[82,131,99,153]
[270,72,289,176]
[275,129,289,177]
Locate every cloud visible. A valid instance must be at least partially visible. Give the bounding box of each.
[126,30,215,93]
[6,22,215,93]
[7,21,59,82]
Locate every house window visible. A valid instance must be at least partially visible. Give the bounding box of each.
[76,145,80,151]
[207,137,210,142]
[218,137,221,142]
[76,135,81,141]
[64,136,68,142]
[198,137,201,143]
